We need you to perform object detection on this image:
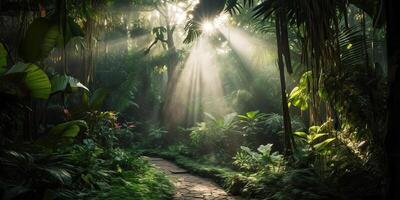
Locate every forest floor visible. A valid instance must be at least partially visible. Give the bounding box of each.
[144,156,241,200]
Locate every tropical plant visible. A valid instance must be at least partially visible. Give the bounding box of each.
[84,111,119,149]
[233,144,285,173]
[238,110,269,137]
[35,120,88,150]
[238,111,282,149]
[0,150,77,200]
[65,138,114,190]
[288,71,312,111]
[294,120,336,154]
[19,16,84,63]
[0,62,51,99]
[272,168,338,200]
[293,120,337,174]
[189,112,242,159]
[50,74,89,95]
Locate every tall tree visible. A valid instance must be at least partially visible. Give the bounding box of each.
[385,0,400,198]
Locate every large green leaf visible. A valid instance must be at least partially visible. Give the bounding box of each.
[41,25,61,58]
[25,64,51,99]
[314,138,336,151]
[293,131,308,139]
[89,88,108,110]
[19,18,61,62]
[6,63,51,99]
[51,74,89,94]
[49,120,88,137]
[246,111,258,119]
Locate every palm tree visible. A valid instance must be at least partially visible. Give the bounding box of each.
[185,0,386,156]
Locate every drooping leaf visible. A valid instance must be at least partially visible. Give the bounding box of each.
[49,120,88,137]
[51,74,89,94]
[314,138,336,151]
[41,25,61,58]
[6,63,51,99]
[24,64,51,99]
[19,18,61,62]
[293,131,308,139]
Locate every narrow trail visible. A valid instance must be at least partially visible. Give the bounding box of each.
[144,156,241,200]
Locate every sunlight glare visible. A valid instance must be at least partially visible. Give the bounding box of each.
[201,13,230,34]
[219,25,277,71]
[165,37,230,127]
[202,21,216,34]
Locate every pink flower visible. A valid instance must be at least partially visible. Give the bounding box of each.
[114,123,122,129]
[127,122,136,128]
[64,109,71,118]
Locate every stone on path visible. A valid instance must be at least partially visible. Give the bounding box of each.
[143,156,241,200]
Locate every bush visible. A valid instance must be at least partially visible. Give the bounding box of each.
[189,112,243,160]
[0,150,78,200]
[233,144,285,173]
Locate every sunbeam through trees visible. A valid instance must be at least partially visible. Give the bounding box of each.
[0,0,398,199]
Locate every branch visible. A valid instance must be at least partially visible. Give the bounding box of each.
[144,39,159,55]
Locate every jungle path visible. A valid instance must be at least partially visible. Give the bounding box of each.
[144,156,241,200]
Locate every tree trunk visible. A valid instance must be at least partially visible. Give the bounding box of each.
[385,0,400,199]
[275,11,294,156]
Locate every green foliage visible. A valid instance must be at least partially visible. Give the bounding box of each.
[84,111,119,149]
[288,71,312,110]
[238,110,268,137]
[272,169,338,200]
[1,63,51,99]
[189,112,242,159]
[233,144,285,173]
[19,16,84,63]
[0,43,6,73]
[108,72,138,113]
[0,150,77,200]
[51,74,89,94]
[19,18,60,62]
[85,168,173,200]
[82,88,108,111]
[294,120,336,154]
[34,120,88,150]
[69,139,104,168]
[49,120,88,138]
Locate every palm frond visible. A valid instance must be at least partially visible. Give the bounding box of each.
[183,20,201,44]
[338,26,370,66]
[225,0,254,14]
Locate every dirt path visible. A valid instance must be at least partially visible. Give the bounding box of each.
[144,156,241,200]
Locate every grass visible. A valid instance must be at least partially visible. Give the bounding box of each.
[85,160,174,200]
